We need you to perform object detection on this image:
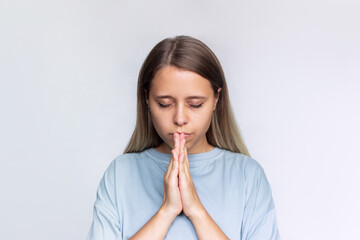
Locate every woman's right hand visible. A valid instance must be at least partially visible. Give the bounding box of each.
[160,132,182,217]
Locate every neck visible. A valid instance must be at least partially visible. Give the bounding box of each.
[155,140,214,155]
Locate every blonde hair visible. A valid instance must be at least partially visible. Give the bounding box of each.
[124,36,250,156]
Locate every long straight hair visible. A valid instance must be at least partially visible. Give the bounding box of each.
[124,36,250,156]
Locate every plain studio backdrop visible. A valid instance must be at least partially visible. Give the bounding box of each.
[1,0,359,239]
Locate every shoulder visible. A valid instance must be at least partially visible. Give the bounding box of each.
[217,148,268,186]
[218,148,265,172]
[102,150,149,176]
[112,151,144,164]
[113,149,153,165]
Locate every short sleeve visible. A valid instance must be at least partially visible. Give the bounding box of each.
[86,161,122,240]
[240,159,280,240]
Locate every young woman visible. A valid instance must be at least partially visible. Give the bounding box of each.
[86,36,280,240]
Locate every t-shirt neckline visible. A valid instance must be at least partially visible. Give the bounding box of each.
[145,147,223,167]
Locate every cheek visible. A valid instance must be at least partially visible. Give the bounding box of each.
[150,110,170,134]
[194,108,213,132]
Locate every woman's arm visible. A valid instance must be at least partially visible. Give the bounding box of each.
[177,134,229,240]
[188,207,229,240]
[128,206,177,240]
[130,135,183,239]
[240,159,280,239]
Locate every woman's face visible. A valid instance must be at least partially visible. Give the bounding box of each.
[147,66,220,154]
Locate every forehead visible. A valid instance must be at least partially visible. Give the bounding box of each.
[150,66,213,96]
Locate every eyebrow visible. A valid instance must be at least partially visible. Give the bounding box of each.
[155,95,207,100]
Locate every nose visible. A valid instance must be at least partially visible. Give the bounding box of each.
[173,103,188,126]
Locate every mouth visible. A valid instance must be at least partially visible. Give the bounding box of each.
[170,132,192,138]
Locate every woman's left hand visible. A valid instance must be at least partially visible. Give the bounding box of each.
[175,133,205,218]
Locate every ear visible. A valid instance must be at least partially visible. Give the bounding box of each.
[213,88,222,111]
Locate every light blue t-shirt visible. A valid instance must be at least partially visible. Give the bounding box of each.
[86,147,280,240]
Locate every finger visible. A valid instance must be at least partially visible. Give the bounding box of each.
[171,149,178,166]
[179,135,185,167]
[180,153,191,181]
[165,147,178,177]
[182,136,187,166]
[184,146,189,170]
[179,149,190,180]
[174,132,180,154]
[165,154,174,178]
[181,152,188,173]
[179,133,185,154]
[172,149,180,174]
[178,152,185,176]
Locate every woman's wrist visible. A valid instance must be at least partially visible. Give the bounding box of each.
[158,205,179,221]
[187,204,207,222]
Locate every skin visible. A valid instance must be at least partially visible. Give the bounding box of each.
[148,65,220,155]
[130,66,229,240]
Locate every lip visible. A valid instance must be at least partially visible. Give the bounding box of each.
[170,132,192,138]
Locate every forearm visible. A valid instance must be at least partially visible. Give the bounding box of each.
[189,207,229,240]
[129,207,177,240]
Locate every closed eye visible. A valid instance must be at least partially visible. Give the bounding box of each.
[190,103,203,108]
[158,102,171,108]
[157,102,203,108]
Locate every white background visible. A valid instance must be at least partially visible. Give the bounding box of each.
[1,0,359,239]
